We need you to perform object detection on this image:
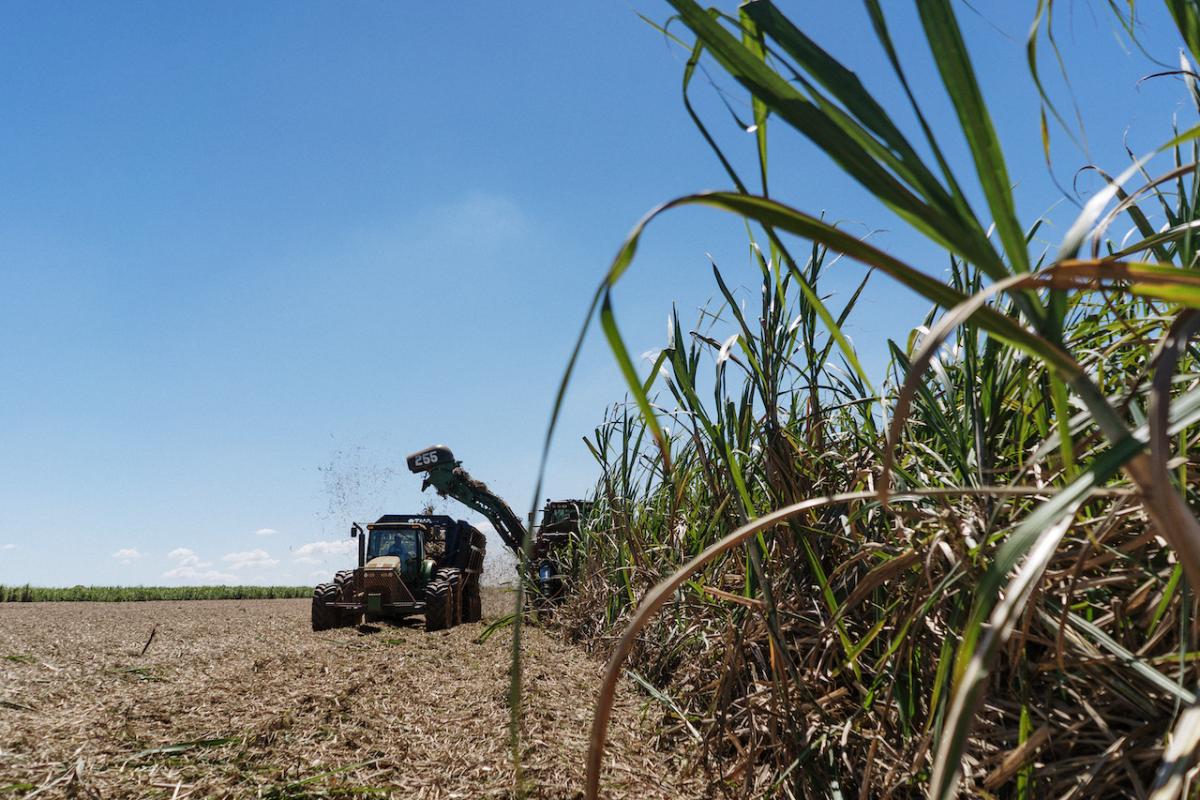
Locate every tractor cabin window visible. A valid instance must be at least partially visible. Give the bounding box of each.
[367,530,421,568]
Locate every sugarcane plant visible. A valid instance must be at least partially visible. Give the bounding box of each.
[540,1,1200,797]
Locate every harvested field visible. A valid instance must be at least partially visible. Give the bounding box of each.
[0,595,700,799]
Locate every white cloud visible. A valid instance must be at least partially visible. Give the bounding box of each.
[293,539,355,566]
[222,548,278,571]
[159,547,238,582]
[1,544,17,551]
[112,548,143,564]
[166,547,208,568]
[294,540,354,559]
[255,528,278,537]
[161,565,237,583]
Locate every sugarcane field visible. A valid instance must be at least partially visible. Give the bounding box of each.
[5,2,1200,798]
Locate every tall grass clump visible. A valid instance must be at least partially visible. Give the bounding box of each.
[549,1,1200,797]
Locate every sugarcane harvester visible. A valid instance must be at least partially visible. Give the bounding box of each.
[409,445,590,601]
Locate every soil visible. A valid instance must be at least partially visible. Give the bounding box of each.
[0,593,700,799]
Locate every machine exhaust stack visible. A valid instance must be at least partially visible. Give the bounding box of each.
[351,522,366,569]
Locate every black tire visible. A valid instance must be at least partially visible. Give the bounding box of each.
[425,578,451,632]
[311,583,340,631]
[332,570,360,626]
[464,535,485,623]
[464,587,482,623]
[450,573,462,626]
[436,568,463,627]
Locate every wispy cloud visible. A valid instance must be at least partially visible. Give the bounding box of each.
[435,191,529,243]
[112,548,143,564]
[222,548,278,570]
[351,191,532,270]
[0,544,17,552]
[293,539,354,565]
[161,547,235,582]
[255,528,278,537]
[162,565,237,583]
[167,547,208,568]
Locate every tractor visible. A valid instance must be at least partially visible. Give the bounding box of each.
[310,444,591,632]
[310,512,485,632]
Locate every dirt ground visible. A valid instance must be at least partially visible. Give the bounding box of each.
[0,593,700,799]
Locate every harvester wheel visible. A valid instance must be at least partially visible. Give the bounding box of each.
[425,578,451,632]
[311,583,342,631]
[436,568,463,626]
[464,587,482,623]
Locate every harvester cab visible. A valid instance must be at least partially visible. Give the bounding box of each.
[530,498,591,597]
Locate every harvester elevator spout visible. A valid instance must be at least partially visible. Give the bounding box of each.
[405,445,530,562]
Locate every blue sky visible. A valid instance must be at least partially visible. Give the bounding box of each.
[0,2,1191,586]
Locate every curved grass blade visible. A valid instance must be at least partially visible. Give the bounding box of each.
[665,0,1006,278]
[1167,0,1200,66]
[741,0,961,221]
[916,0,1030,275]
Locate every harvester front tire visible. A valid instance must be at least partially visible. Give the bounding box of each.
[311,583,341,631]
[333,569,354,594]
[425,578,451,632]
[331,570,360,626]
